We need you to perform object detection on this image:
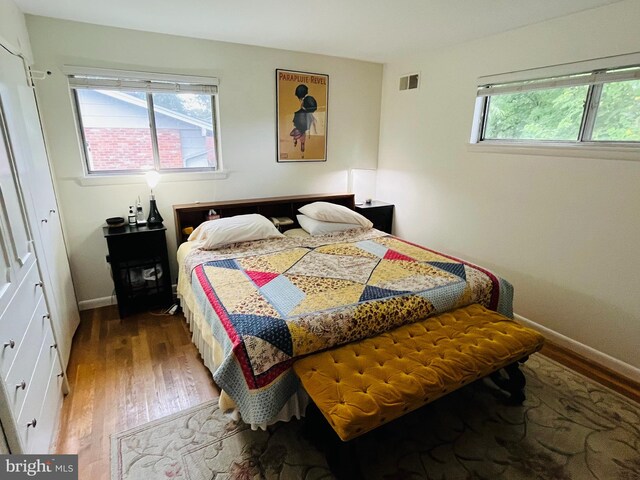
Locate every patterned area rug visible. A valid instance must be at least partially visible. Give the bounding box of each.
[111,354,640,479]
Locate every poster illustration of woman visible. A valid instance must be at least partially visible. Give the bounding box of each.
[276,69,328,162]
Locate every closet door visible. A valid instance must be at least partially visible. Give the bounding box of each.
[0,76,43,453]
[15,79,79,367]
[0,47,79,370]
[0,95,36,314]
[0,46,67,454]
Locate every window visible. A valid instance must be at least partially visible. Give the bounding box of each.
[474,65,640,145]
[68,68,220,174]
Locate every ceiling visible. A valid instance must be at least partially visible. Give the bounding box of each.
[15,0,623,63]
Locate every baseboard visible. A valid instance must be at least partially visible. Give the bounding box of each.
[514,313,640,384]
[78,296,116,311]
[78,284,178,311]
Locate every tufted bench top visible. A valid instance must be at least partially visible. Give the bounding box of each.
[293,303,544,441]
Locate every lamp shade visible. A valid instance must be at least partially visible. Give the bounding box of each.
[349,168,377,204]
[145,170,160,189]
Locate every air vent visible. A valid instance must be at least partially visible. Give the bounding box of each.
[399,73,420,91]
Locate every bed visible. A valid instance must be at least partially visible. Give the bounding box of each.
[175,194,514,428]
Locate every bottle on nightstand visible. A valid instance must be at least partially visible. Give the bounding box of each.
[136,196,146,225]
[127,206,136,226]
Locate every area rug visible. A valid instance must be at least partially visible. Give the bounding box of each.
[111,354,640,479]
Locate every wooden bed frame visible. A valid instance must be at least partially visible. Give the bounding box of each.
[173,193,355,246]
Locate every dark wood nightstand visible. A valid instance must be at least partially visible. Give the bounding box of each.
[355,201,394,234]
[103,224,173,318]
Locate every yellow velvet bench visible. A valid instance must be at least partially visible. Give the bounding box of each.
[293,303,544,443]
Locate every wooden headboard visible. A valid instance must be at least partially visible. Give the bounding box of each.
[172,193,355,245]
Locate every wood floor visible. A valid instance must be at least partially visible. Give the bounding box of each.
[54,306,639,480]
[540,340,640,404]
[53,306,218,480]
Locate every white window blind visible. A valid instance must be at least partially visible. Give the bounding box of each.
[477,66,640,97]
[64,66,218,94]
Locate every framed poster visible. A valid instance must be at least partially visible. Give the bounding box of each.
[276,69,328,162]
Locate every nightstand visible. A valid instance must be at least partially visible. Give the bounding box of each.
[103,224,173,318]
[355,201,394,234]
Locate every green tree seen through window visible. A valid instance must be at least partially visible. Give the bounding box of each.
[484,86,587,141]
[592,80,640,141]
[484,79,639,142]
[125,92,213,122]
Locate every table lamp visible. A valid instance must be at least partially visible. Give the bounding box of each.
[145,171,163,226]
[349,168,377,205]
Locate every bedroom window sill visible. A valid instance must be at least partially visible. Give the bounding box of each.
[74,170,230,186]
[467,142,640,162]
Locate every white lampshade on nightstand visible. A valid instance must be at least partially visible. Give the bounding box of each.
[349,168,377,205]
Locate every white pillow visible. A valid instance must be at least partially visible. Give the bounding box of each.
[297,214,361,236]
[188,214,284,249]
[298,202,373,228]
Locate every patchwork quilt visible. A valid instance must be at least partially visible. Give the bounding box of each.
[184,229,513,425]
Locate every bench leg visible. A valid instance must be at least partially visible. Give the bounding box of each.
[331,441,362,480]
[490,360,527,405]
[302,404,363,479]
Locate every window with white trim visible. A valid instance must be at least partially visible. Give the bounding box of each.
[67,68,221,174]
[473,65,640,145]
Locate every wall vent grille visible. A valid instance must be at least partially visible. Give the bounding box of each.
[399,73,420,91]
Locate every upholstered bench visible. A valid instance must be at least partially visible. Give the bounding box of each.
[293,303,544,442]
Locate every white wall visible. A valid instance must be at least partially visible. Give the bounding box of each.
[0,0,31,60]
[377,0,640,371]
[25,16,382,306]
